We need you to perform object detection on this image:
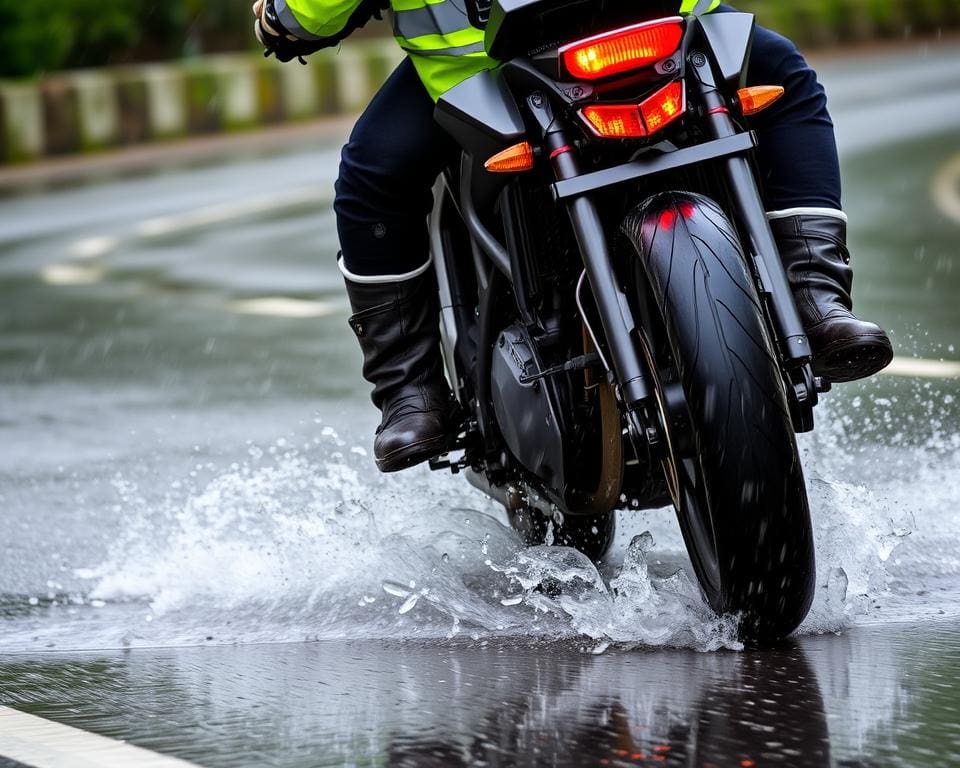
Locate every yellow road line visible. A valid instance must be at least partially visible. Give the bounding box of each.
[0,706,202,768]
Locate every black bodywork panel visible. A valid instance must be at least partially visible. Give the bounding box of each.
[491,324,567,491]
[435,69,526,158]
[436,69,527,213]
[699,11,755,87]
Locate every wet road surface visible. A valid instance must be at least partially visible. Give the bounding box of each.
[3,624,960,768]
[2,41,960,767]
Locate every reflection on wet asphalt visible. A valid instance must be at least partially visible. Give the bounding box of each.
[1,42,959,768]
[3,623,960,767]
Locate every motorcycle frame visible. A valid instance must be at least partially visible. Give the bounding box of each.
[429,11,820,494]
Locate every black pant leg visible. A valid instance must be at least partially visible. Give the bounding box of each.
[334,57,458,277]
[717,5,843,210]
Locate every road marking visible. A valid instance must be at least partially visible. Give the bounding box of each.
[882,356,960,379]
[136,187,332,238]
[0,706,202,768]
[40,264,103,285]
[68,236,120,260]
[931,152,960,225]
[66,187,332,263]
[227,297,342,318]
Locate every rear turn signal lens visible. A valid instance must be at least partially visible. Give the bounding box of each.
[484,142,535,173]
[561,18,684,81]
[580,81,685,139]
[737,85,785,115]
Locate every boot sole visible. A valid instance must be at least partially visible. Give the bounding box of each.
[815,333,894,383]
[375,433,450,473]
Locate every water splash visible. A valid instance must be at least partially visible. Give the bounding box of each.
[63,438,740,651]
[489,534,741,651]
[4,377,957,653]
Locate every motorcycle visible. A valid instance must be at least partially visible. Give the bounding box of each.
[426,0,823,641]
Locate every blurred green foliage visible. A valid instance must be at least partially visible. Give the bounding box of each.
[1,0,957,78]
[0,0,253,77]
[735,0,960,42]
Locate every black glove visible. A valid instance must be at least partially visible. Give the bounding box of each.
[253,0,389,64]
[253,0,324,62]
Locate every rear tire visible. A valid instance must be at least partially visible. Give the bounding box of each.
[622,192,815,641]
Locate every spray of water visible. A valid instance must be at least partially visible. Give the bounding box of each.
[5,378,957,654]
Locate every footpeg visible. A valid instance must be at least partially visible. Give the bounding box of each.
[519,352,601,383]
[429,451,469,474]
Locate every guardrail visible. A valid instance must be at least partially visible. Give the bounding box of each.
[0,42,404,164]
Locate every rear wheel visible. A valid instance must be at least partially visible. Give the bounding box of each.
[622,192,815,641]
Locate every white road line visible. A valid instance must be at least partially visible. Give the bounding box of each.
[66,187,333,262]
[68,236,120,260]
[882,356,960,379]
[0,706,202,768]
[931,152,960,225]
[40,265,104,285]
[226,297,342,318]
[136,187,332,238]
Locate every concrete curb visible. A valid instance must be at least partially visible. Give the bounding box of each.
[0,41,404,165]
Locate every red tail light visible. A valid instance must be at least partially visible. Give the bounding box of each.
[561,18,684,81]
[580,80,686,139]
[639,80,684,132]
[581,104,646,139]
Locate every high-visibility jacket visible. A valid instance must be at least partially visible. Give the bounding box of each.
[274,0,720,101]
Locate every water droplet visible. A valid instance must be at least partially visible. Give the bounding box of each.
[398,593,420,615]
[591,641,611,655]
[382,581,411,598]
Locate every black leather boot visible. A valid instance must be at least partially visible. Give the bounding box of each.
[770,211,893,383]
[343,266,455,472]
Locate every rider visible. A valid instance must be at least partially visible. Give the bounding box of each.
[253,0,894,472]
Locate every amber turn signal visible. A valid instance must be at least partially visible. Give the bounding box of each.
[737,86,785,116]
[484,142,535,173]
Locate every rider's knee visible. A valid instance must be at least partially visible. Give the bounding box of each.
[749,25,830,125]
[335,131,435,223]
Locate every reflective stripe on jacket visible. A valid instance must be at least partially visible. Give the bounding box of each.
[279,0,720,100]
